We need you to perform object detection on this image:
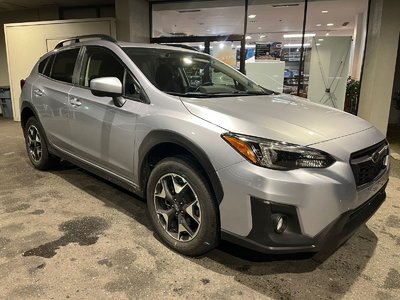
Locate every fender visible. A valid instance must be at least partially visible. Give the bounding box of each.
[139,130,224,204]
[20,101,39,128]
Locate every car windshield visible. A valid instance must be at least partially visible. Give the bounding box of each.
[123,47,275,98]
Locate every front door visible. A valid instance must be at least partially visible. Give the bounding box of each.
[68,46,146,181]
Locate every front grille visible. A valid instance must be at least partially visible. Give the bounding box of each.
[350,140,389,187]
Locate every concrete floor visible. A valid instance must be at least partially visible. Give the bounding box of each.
[0,117,399,300]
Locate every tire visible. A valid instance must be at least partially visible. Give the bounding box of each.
[24,116,60,170]
[146,156,219,256]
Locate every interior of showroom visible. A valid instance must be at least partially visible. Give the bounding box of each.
[0,0,399,142]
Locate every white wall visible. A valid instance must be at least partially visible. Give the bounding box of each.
[4,18,116,121]
[358,0,400,134]
[0,6,59,87]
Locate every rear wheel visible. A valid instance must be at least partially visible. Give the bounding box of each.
[147,156,219,256]
[24,117,60,170]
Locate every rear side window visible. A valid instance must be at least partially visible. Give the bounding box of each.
[38,57,48,74]
[50,48,80,83]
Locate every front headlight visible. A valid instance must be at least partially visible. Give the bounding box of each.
[222,133,335,170]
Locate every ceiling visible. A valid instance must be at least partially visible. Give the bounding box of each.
[0,0,113,11]
[152,0,368,43]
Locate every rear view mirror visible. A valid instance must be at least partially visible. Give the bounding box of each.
[90,77,125,107]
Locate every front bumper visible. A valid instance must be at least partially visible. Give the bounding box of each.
[221,182,387,254]
[217,130,389,254]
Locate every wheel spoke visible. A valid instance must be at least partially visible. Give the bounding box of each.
[172,175,189,195]
[155,183,166,199]
[185,199,200,224]
[156,208,175,230]
[161,177,174,200]
[178,215,195,239]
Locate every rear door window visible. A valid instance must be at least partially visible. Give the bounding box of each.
[50,48,80,83]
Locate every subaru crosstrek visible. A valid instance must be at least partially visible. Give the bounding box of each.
[20,35,390,256]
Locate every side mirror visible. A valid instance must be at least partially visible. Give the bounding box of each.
[90,77,125,107]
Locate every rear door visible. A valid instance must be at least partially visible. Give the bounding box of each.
[68,46,146,180]
[33,48,80,150]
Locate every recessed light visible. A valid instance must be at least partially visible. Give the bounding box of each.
[316,24,322,27]
[245,35,252,39]
[325,32,330,36]
[327,23,334,26]
[283,33,316,38]
[248,14,256,19]
[322,10,328,13]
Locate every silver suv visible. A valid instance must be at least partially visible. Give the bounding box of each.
[20,35,390,256]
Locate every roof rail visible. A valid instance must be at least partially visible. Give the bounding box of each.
[54,34,117,49]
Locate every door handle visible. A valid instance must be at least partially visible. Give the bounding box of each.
[33,89,43,97]
[70,97,82,107]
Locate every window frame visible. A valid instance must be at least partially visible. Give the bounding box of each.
[76,45,149,104]
[37,47,81,87]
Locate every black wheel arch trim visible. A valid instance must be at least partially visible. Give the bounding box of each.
[138,130,224,204]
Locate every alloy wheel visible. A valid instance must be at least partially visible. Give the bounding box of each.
[27,125,42,163]
[153,173,201,242]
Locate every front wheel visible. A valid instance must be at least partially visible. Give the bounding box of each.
[146,157,219,256]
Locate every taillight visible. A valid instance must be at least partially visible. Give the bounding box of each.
[20,79,26,90]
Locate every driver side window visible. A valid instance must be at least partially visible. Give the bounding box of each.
[80,46,144,101]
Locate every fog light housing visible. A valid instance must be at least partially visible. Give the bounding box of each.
[272,214,288,234]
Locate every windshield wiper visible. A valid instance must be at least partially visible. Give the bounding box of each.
[166,92,214,98]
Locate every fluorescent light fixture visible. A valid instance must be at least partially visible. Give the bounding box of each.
[248,14,256,18]
[318,38,324,41]
[257,26,262,30]
[327,23,334,26]
[284,33,316,38]
[245,35,252,39]
[206,29,211,32]
[322,10,328,13]
[260,35,266,38]
[283,43,311,47]
[316,24,322,27]
[325,32,330,36]
[316,43,321,46]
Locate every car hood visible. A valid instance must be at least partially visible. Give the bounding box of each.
[180,93,373,146]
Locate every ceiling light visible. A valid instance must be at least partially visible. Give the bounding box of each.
[283,43,311,48]
[260,35,266,38]
[245,35,252,39]
[283,33,316,38]
[248,14,256,19]
[318,38,324,41]
[316,24,322,27]
[206,29,211,32]
[322,10,328,13]
[327,23,334,26]
[325,32,330,36]
[219,43,224,49]
[316,43,321,46]
[257,26,262,30]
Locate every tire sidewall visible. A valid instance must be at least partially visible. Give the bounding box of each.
[146,157,219,256]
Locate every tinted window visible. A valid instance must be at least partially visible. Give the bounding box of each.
[50,48,80,83]
[38,57,49,74]
[80,47,124,87]
[43,55,55,77]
